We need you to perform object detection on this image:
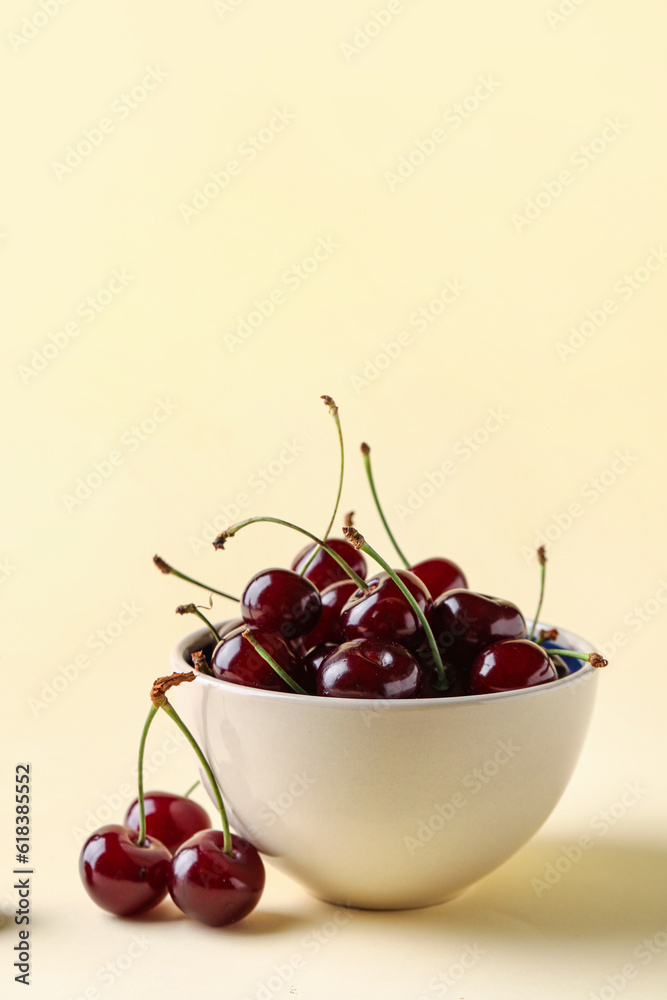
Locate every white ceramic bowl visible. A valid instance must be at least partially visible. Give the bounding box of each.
[170,623,598,910]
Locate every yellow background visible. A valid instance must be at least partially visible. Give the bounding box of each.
[2,0,666,996]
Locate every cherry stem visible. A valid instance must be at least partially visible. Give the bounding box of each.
[159,701,233,855]
[191,649,213,676]
[299,396,344,577]
[360,443,410,570]
[214,517,369,592]
[137,704,159,846]
[344,528,449,691]
[242,630,308,695]
[529,546,547,642]
[534,628,558,647]
[176,604,221,641]
[183,780,200,798]
[154,555,239,603]
[546,650,608,668]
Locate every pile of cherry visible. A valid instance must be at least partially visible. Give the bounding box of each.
[197,539,574,699]
[79,395,606,929]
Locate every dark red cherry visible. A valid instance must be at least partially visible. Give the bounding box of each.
[188,620,244,670]
[303,642,337,689]
[124,793,211,854]
[430,589,526,666]
[291,538,367,591]
[79,825,171,916]
[410,557,467,600]
[168,830,265,926]
[211,624,307,692]
[340,570,432,648]
[468,638,558,695]
[301,579,357,649]
[241,568,321,639]
[317,638,419,698]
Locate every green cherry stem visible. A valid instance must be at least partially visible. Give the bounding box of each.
[343,526,449,691]
[529,546,547,642]
[136,704,159,846]
[360,443,410,570]
[151,672,233,856]
[214,517,369,592]
[547,650,608,668]
[183,780,200,798]
[153,555,239,603]
[242,630,308,695]
[299,395,345,577]
[176,604,221,642]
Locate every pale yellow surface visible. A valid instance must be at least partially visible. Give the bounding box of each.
[2,0,667,997]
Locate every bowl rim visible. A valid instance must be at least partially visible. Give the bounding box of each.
[170,619,598,709]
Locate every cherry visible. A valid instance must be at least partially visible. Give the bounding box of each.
[317,638,420,698]
[152,672,266,927]
[410,557,467,600]
[303,642,337,690]
[79,698,174,917]
[124,793,211,854]
[211,624,307,693]
[169,830,265,927]
[468,638,558,695]
[301,578,358,649]
[241,567,322,639]
[291,538,367,591]
[187,619,244,673]
[430,589,526,665]
[79,825,170,916]
[340,570,432,647]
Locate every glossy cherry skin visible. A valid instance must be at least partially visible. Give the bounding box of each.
[188,621,243,670]
[340,570,432,648]
[124,793,211,854]
[468,638,558,695]
[241,568,321,640]
[211,624,307,693]
[79,825,171,916]
[430,589,526,666]
[302,642,337,691]
[409,557,467,600]
[317,638,420,698]
[301,579,358,649]
[168,830,265,926]
[291,538,367,591]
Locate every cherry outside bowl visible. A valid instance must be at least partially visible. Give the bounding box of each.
[170,622,598,910]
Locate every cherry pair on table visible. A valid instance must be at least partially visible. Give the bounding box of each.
[79,680,265,926]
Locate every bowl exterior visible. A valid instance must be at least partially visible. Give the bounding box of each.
[170,625,598,909]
